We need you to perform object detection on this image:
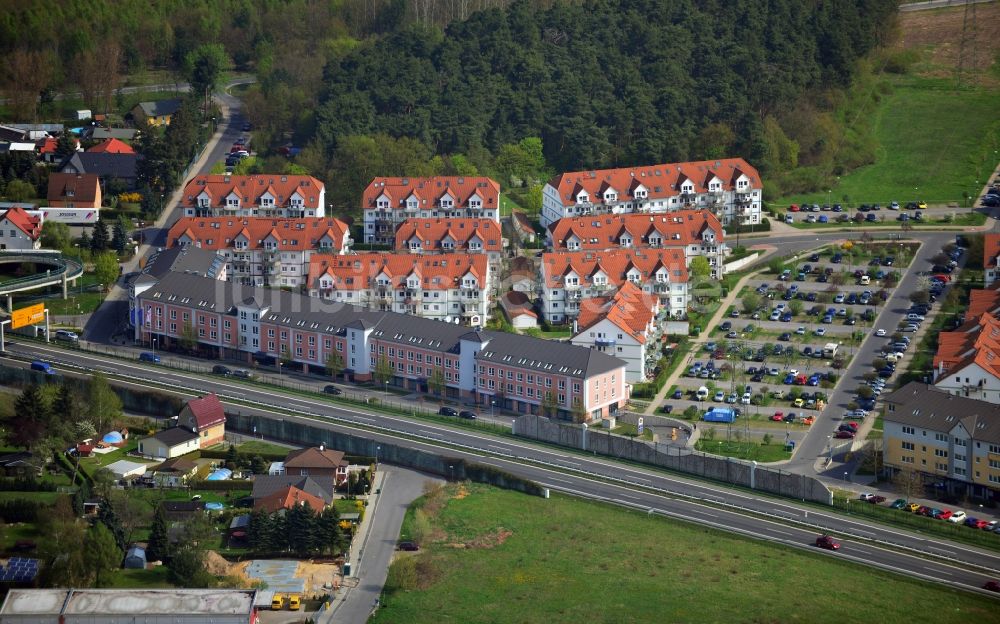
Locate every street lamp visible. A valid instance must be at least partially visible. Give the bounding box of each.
[843,470,849,483]
[375,445,380,467]
[491,399,496,419]
[384,380,389,398]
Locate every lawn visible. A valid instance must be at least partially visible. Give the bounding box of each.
[236,440,291,456]
[780,78,1000,208]
[694,439,793,462]
[0,491,65,504]
[381,484,999,624]
[106,566,173,588]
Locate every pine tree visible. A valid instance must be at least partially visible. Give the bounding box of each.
[97,503,127,552]
[146,506,171,562]
[77,229,91,256]
[111,220,128,254]
[90,219,110,253]
[11,384,49,449]
[55,132,76,159]
[84,521,122,587]
[318,506,344,556]
[247,509,272,554]
[52,381,78,424]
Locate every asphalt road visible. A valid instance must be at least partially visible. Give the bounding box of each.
[3,345,999,595]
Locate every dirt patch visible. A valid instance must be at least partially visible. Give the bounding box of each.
[451,484,470,500]
[204,550,250,584]
[295,561,341,595]
[898,3,1000,79]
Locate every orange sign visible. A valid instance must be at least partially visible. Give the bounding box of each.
[11,303,45,329]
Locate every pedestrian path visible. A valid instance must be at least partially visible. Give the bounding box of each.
[643,246,777,415]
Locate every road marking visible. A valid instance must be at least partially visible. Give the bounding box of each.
[547,477,573,484]
[418,429,436,436]
[352,416,374,423]
[769,529,794,537]
[925,567,951,576]
[488,444,509,450]
[619,494,642,500]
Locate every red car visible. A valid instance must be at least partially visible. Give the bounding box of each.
[936,510,953,521]
[915,506,932,516]
[984,580,1000,592]
[834,430,855,439]
[843,422,859,430]
[816,535,840,550]
[967,518,990,529]
[770,412,784,422]
[789,204,800,212]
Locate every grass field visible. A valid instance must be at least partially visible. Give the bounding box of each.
[694,439,792,462]
[381,484,1000,624]
[780,79,1000,208]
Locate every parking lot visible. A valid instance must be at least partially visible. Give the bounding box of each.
[663,242,924,440]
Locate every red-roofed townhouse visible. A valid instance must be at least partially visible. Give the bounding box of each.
[394,218,504,262]
[933,313,1000,405]
[0,206,42,250]
[167,216,351,288]
[177,393,227,448]
[570,282,661,382]
[87,138,135,154]
[181,174,326,218]
[540,248,689,324]
[985,234,1000,287]
[362,176,500,244]
[308,252,492,326]
[547,210,727,278]
[541,158,761,228]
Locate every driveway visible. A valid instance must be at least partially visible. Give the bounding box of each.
[320,467,441,624]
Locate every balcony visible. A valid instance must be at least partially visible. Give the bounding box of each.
[594,338,616,347]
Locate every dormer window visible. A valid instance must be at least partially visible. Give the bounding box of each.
[376,196,390,209]
[440,194,454,209]
[260,196,274,208]
[576,192,589,204]
[227,197,240,208]
[198,197,210,207]
[468,196,482,209]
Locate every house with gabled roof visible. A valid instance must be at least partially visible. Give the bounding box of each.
[178,393,227,448]
[47,173,101,209]
[167,216,351,288]
[540,158,761,228]
[540,248,689,324]
[308,252,491,326]
[131,98,182,126]
[87,138,134,154]
[254,484,328,513]
[882,382,1000,501]
[0,206,42,250]
[283,445,349,486]
[362,176,500,244]
[570,282,661,382]
[984,234,1000,287]
[182,174,326,218]
[547,210,727,279]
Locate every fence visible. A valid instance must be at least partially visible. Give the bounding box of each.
[724,252,760,273]
[512,413,832,504]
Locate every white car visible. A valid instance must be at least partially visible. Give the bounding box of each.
[875,329,886,337]
[741,392,752,405]
[948,511,967,524]
[889,201,900,210]
[814,328,826,336]
[795,327,806,335]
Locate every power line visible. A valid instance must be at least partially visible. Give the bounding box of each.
[956,0,978,87]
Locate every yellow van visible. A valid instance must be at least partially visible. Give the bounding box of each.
[289,594,301,610]
[271,594,284,610]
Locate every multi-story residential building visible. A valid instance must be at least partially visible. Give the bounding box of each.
[933,309,1000,404]
[547,210,727,279]
[571,281,660,382]
[394,218,504,260]
[540,248,689,324]
[540,158,762,228]
[128,246,227,329]
[0,206,42,250]
[883,381,1000,502]
[362,176,500,244]
[134,271,627,420]
[308,252,491,326]
[167,216,351,288]
[181,174,326,218]
[984,234,1000,287]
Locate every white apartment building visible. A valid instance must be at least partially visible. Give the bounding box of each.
[570,282,661,382]
[540,158,762,228]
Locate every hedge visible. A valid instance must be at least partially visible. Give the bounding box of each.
[0,477,56,492]
[187,479,253,491]
[0,500,44,523]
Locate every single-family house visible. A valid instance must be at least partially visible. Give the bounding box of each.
[282,445,349,486]
[131,99,182,127]
[60,151,140,191]
[177,393,227,448]
[104,459,149,480]
[47,173,101,209]
[250,474,334,506]
[137,427,200,460]
[254,485,327,514]
[152,457,199,487]
[0,206,42,251]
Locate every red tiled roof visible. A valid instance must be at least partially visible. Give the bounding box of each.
[985,234,1000,270]
[362,176,500,211]
[546,158,760,207]
[968,287,1000,319]
[934,313,1000,375]
[576,281,659,344]
[47,173,100,205]
[254,485,326,514]
[167,216,350,252]
[541,248,689,289]
[548,210,724,251]
[310,252,488,291]
[0,206,42,240]
[394,218,503,252]
[88,138,134,154]
[184,393,226,430]
[182,174,325,211]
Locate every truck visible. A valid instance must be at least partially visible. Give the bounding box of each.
[822,343,839,357]
[702,407,736,423]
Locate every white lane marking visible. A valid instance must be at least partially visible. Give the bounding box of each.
[769,529,794,537]
[619,494,641,500]
[925,567,951,576]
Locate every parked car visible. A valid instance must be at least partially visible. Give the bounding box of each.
[233,369,254,379]
[834,430,855,439]
[55,329,79,343]
[323,385,343,395]
[890,498,907,509]
[459,410,478,420]
[398,541,420,551]
[438,406,459,416]
[212,365,232,376]
[139,352,161,364]
[947,510,967,524]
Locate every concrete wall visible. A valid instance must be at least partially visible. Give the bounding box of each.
[513,413,832,504]
[661,320,690,335]
[724,252,760,273]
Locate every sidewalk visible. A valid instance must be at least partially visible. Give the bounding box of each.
[642,245,777,415]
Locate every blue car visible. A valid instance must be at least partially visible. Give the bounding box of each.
[818,215,828,223]
[780,312,793,322]
[784,374,796,385]
[807,375,821,386]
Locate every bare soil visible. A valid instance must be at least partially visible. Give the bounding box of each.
[898,3,1000,80]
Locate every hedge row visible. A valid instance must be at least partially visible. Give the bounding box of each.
[0,477,56,492]
[0,500,44,522]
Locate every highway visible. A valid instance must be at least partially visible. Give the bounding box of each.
[3,342,1000,596]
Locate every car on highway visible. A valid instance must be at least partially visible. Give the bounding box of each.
[815,535,840,550]
[984,580,1000,592]
[875,329,886,337]
[438,406,458,416]
[55,330,79,343]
